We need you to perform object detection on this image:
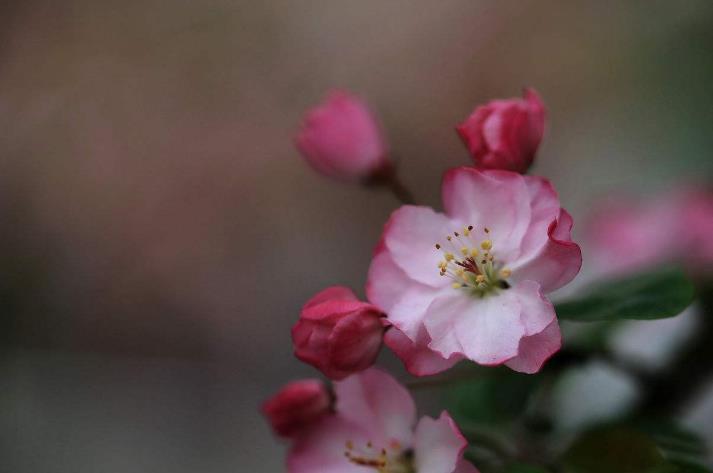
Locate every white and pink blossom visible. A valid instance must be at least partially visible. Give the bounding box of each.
[287,368,478,473]
[367,167,581,375]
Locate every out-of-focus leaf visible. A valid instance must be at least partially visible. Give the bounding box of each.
[562,427,665,473]
[556,267,695,322]
[503,463,551,473]
[445,368,539,425]
[635,419,708,460]
[635,419,707,471]
[561,320,620,351]
[647,461,713,473]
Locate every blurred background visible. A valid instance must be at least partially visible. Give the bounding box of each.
[1,1,712,471]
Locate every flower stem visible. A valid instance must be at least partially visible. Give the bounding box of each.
[384,173,416,205]
[363,162,416,205]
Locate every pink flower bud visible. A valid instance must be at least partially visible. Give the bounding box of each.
[294,90,389,182]
[261,379,331,438]
[292,286,385,380]
[456,88,546,174]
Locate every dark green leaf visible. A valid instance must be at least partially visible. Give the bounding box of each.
[562,427,665,473]
[634,419,708,459]
[556,267,695,322]
[445,368,539,425]
[561,320,620,351]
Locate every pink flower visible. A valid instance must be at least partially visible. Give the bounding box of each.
[288,368,478,473]
[292,286,386,380]
[262,379,332,438]
[586,199,676,276]
[367,167,581,375]
[682,190,713,267]
[586,188,713,275]
[295,90,389,182]
[456,89,545,174]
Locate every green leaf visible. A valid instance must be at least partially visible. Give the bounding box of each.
[445,368,539,425]
[556,267,695,322]
[635,419,707,459]
[631,419,711,471]
[562,427,665,473]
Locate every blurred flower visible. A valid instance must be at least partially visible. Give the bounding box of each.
[456,88,545,174]
[609,306,699,372]
[367,167,581,374]
[679,190,713,269]
[288,368,478,473]
[551,361,639,431]
[587,188,713,275]
[584,188,711,376]
[295,90,389,182]
[262,379,332,438]
[292,286,385,380]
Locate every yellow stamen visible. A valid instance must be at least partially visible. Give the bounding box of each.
[481,240,492,251]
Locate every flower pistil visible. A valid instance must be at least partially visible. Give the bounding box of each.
[344,440,415,473]
[436,225,511,296]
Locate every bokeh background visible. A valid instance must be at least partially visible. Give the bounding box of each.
[2,1,712,471]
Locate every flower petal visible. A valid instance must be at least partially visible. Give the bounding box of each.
[327,312,384,378]
[295,90,388,182]
[287,417,370,473]
[262,379,331,438]
[413,412,468,473]
[301,286,375,322]
[510,208,582,293]
[453,459,481,473]
[383,205,457,287]
[303,286,360,309]
[367,248,422,313]
[386,285,443,341]
[424,291,525,365]
[456,105,493,159]
[512,176,561,262]
[384,325,462,377]
[441,168,531,260]
[421,294,470,359]
[511,281,556,337]
[505,319,562,374]
[334,368,416,447]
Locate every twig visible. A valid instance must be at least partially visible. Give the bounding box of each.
[363,162,416,205]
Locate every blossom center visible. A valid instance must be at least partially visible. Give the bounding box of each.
[344,440,415,473]
[435,225,511,297]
